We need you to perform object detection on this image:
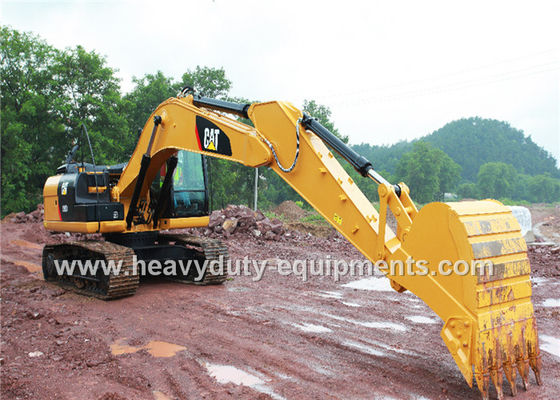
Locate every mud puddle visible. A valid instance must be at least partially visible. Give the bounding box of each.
[203,363,286,400]
[110,338,187,357]
[342,277,394,291]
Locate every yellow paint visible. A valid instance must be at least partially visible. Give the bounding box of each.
[44,220,126,233]
[333,214,343,225]
[158,216,209,230]
[43,175,61,221]
[110,338,186,358]
[87,186,107,194]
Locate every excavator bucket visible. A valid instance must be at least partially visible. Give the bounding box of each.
[403,199,541,399]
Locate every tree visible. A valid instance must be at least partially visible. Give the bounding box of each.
[351,117,560,188]
[512,173,531,201]
[1,27,62,214]
[52,45,131,164]
[180,66,231,99]
[124,71,178,136]
[303,100,348,143]
[395,141,461,203]
[526,174,560,203]
[1,27,130,215]
[457,183,480,199]
[477,162,517,199]
[426,117,559,182]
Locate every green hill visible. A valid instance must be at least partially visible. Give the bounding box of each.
[353,117,559,183]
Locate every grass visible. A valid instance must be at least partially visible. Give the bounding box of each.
[262,210,289,223]
[299,214,324,223]
[497,198,532,206]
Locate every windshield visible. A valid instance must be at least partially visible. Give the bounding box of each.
[173,151,205,191]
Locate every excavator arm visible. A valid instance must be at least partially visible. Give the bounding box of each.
[50,92,543,399]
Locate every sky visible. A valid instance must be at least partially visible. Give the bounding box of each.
[3,0,560,162]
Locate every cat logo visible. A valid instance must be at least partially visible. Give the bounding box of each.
[195,116,232,156]
[203,128,220,151]
[61,181,69,196]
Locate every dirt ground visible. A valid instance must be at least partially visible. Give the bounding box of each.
[1,206,559,400]
[529,204,560,244]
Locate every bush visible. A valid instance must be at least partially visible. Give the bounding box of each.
[457,182,479,199]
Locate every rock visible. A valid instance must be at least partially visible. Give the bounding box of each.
[203,204,289,239]
[222,218,239,234]
[26,311,42,320]
[2,212,16,222]
[508,206,532,237]
[256,220,271,233]
[524,230,536,243]
[208,211,226,228]
[270,219,284,234]
[14,211,26,223]
[28,351,44,358]
[9,204,45,223]
[264,231,277,240]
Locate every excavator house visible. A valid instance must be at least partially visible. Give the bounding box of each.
[42,89,542,399]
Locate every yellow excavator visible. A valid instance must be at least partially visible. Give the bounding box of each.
[42,88,542,399]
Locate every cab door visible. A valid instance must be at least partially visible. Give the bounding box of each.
[171,151,209,217]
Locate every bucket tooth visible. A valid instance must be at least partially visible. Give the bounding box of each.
[529,352,543,386]
[490,368,504,400]
[515,332,531,390]
[475,372,490,400]
[488,339,504,400]
[503,360,518,396]
[527,329,542,385]
[516,356,530,390]
[489,342,504,400]
[502,334,518,396]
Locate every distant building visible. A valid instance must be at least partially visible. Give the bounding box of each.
[444,193,458,201]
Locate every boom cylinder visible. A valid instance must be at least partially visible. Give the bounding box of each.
[300,114,401,196]
[192,95,251,119]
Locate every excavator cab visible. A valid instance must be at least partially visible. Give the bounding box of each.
[151,150,209,219]
[170,150,209,218]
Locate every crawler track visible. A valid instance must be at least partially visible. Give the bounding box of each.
[42,241,139,300]
[157,233,229,285]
